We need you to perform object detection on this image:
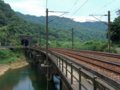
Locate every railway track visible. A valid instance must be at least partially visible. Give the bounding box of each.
[49,48,120,84]
[75,50,120,64]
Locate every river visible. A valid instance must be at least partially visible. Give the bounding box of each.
[0,66,54,90]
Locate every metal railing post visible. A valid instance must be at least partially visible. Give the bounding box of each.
[71,63,73,84]
[62,59,63,72]
[57,57,59,66]
[59,58,60,68]
[66,61,67,77]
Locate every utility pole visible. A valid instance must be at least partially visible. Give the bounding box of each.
[108,11,111,52]
[46,8,49,90]
[72,28,74,49]
[89,11,111,52]
[46,8,48,60]
[37,34,39,46]
[45,8,68,90]
[40,27,41,47]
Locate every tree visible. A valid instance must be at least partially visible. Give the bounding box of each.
[116,10,120,16]
[110,16,120,44]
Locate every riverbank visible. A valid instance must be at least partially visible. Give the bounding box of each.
[0,59,29,77]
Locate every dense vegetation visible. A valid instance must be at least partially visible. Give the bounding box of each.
[110,16,120,44]
[16,12,107,41]
[0,0,118,54]
[0,0,31,63]
[16,12,111,51]
[0,49,24,64]
[0,0,46,46]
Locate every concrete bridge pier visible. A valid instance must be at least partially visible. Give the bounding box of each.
[25,49,75,90]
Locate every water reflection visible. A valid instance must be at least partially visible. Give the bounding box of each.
[13,76,34,90]
[0,66,54,90]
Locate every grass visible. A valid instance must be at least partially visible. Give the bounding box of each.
[116,47,120,54]
[0,57,18,64]
[0,49,24,64]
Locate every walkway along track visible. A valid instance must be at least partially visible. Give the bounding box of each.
[49,48,120,86]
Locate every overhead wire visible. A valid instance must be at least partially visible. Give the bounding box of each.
[109,5,120,19]
[48,0,79,23]
[71,0,88,16]
[68,0,80,11]
[89,0,118,23]
[46,0,86,23]
[111,8,120,16]
[48,0,87,18]
[90,15,108,25]
[73,0,80,6]
[46,0,48,8]
[93,0,116,14]
[48,13,68,23]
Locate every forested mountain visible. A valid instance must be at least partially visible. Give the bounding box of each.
[0,0,107,48]
[0,0,45,46]
[16,12,107,41]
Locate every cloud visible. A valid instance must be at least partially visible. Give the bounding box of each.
[5,0,71,16]
[73,16,99,22]
[5,0,46,16]
[63,15,108,22]
[4,0,109,22]
[62,16,100,22]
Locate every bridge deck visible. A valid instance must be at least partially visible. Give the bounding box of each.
[47,52,118,90]
[8,47,120,90]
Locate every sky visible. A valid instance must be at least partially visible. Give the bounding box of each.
[4,0,120,22]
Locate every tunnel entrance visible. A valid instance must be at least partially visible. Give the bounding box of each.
[20,35,32,47]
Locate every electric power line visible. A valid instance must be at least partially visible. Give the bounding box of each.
[111,8,119,14]
[93,0,116,14]
[71,0,88,16]
[69,0,80,11]
[46,0,48,8]
[89,15,108,25]
[48,13,68,23]
[73,0,80,6]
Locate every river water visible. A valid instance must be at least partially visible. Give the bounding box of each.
[0,66,54,90]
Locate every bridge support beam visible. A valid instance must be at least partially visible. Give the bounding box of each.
[93,77,97,90]
[79,68,81,90]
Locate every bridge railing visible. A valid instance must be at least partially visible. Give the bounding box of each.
[26,48,118,90]
[48,51,116,90]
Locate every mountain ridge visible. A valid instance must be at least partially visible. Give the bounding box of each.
[16,12,107,41]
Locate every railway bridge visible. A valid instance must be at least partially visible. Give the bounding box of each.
[23,47,120,90]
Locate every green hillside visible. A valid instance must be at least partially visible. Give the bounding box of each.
[0,0,110,51]
[0,0,45,46]
[16,12,107,41]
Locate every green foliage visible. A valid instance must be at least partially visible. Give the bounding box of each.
[0,1,114,53]
[116,10,120,16]
[49,40,116,52]
[110,16,120,44]
[0,1,46,46]
[0,49,24,64]
[16,12,107,42]
[0,49,12,59]
[77,40,106,51]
